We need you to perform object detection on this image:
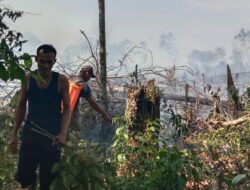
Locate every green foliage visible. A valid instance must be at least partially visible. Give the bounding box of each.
[0,113,17,190]
[147,148,201,190]
[231,90,240,105]
[111,116,202,190]
[111,116,129,157]
[0,40,24,81]
[244,87,250,112]
[0,3,33,82]
[192,121,250,189]
[51,140,111,190]
[0,5,24,49]
[0,40,33,82]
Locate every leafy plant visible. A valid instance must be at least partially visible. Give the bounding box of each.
[51,140,111,190]
[0,113,18,190]
[244,87,250,112]
[0,3,33,82]
[111,116,202,190]
[187,119,250,189]
[0,40,33,82]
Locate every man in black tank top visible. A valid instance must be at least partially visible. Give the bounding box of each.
[9,44,71,190]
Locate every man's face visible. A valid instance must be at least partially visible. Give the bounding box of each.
[36,50,56,77]
[81,70,91,81]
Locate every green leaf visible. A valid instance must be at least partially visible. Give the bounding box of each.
[0,63,9,81]
[63,174,74,187]
[115,127,124,136]
[22,53,33,69]
[71,181,79,188]
[117,154,126,162]
[50,178,65,190]
[177,176,187,189]
[89,167,101,178]
[112,139,118,148]
[51,163,61,173]
[9,63,25,81]
[124,133,128,140]
[232,174,247,185]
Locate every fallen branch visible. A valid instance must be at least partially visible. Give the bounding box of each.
[208,114,250,126]
[222,114,250,126]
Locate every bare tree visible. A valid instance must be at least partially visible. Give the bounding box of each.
[98,0,109,143]
[98,0,108,110]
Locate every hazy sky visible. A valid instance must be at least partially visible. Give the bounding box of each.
[4,0,250,72]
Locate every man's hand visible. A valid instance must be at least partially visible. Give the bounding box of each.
[56,132,67,145]
[102,112,112,123]
[9,134,18,154]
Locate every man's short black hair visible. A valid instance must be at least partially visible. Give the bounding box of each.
[37,44,57,56]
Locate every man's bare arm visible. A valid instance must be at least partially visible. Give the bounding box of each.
[10,79,28,153]
[87,96,112,122]
[56,74,71,144]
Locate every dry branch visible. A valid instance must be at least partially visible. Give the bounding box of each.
[208,114,250,126]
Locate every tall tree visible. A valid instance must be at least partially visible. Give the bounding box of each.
[98,0,109,142]
[98,0,108,110]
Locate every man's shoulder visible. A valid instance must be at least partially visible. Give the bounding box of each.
[70,76,84,83]
[58,73,69,92]
[58,73,68,82]
[79,82,91,99]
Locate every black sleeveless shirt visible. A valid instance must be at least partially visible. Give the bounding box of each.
[22,71,63,142]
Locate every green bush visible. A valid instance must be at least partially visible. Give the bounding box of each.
[0,113,17,190]
[111,116,202,190]
[51,140,112,190]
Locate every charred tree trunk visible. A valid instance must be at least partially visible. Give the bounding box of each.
[125,80,160,134]
[227,64,239,118]
[98,0,108,142]
[98,0,107,110]
[117,80,160,176]
[227,64,236,101]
